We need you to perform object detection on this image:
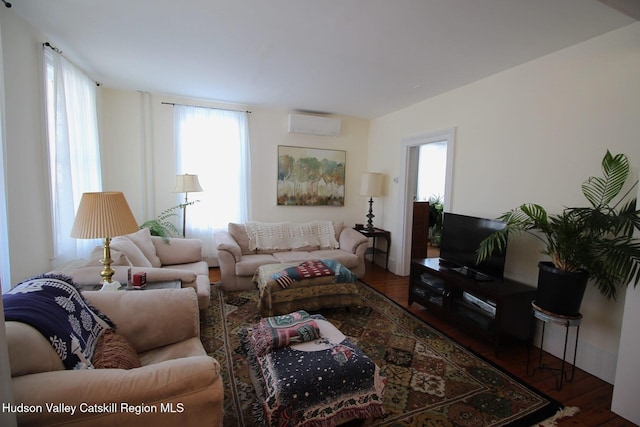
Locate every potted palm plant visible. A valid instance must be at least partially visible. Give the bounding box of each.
[476,151,640,316]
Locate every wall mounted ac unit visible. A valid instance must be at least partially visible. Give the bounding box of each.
[288,113,341,137]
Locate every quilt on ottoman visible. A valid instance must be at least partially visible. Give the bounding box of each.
[254,260,360,317]
[240,312,386,427]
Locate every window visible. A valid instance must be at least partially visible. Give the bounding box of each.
[44,47,102,267]
[174,105,250,260]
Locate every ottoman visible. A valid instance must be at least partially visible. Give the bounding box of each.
[253,260,360,317]
[241,312,386,427]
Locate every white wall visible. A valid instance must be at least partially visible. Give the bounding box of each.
[610,182,640,424]
[0,8,52,284]
[98,91,371,230]
[368,23,640,383]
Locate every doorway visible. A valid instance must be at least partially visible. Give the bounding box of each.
[396,128,455,276]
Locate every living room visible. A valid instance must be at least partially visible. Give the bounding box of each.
[1,1,639,425]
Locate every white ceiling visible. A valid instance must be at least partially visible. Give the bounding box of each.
[10,0,637,119]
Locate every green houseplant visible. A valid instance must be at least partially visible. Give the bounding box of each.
[428,195,444,246]
[139,202,195,242]
[476,151,640,315]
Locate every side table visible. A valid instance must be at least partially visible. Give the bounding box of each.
[126,280,181,291]
[80,280,181,291]
[527,301,582,390]
[355,227,391,270]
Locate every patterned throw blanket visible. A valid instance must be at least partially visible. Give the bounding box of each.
[270,260,334,287]
[244,310,321,357]
[240,314,386,427]
[3,274,114,370]
[245,221,339,251]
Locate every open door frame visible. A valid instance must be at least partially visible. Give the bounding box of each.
[396,128,455,276]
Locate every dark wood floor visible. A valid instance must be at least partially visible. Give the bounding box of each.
[209,261,634,426]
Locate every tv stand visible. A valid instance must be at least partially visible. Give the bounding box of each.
[450,265,494,282]
[410,258,536,355]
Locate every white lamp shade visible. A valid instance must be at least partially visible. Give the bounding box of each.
[360,172,384,197]
[70,192,139,239]
[173,174,203,193]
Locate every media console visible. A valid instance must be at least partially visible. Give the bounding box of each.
[409,258,536,355]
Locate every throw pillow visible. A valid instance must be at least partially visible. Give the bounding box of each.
[111,236,152,267]
[333,221,344,240]
[83,246,131,268]
[229,222,253,254]
[92,330,141,369]
[126,228,162,267]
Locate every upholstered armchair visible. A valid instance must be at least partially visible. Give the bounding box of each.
[6,287,223,426]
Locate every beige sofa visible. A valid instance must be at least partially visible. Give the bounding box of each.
[6,287,223,427]
[215,221,369,291]
[69,228,211,309]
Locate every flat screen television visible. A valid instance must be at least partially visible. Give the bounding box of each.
[439,212,507,281]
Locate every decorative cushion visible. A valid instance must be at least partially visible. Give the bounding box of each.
[111,236,152,267]
[92,330,141,370]
[152,236,203,265]
[125,228,162,267]
[333,221,344,241]
[228,222,253,254]
[83,246,131,268]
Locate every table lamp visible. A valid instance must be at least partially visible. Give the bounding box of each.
[70,191,139,291]
[360,172,384,231]
[173,173,204,237]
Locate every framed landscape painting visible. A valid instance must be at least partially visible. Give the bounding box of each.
[277,145,346,206]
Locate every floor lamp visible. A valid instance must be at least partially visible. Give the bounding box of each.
[70,192,139,291]
[360,172,384,231]
[173,173,203,237]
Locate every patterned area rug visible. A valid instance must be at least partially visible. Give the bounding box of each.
[200,282,563,426]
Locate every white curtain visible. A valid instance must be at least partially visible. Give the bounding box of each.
[44,48,102,268]
[174,105,250,261]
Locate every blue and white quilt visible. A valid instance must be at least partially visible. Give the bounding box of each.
[3,274,114,370]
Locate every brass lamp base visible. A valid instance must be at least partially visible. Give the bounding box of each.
[99,236,121,291]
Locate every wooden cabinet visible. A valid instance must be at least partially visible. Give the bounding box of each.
[411,201,429,259]
[409,258,536,354]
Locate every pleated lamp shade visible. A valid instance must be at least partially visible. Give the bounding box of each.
[70,192,139,239]
[173,174,203,193]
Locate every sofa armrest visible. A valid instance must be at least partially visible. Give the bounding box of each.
[152,236,203,265]
[84,288,200,353]
[12,356,221,426]
[339,227,369,254]
[215,230,242,262]
[71,266,196,286]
